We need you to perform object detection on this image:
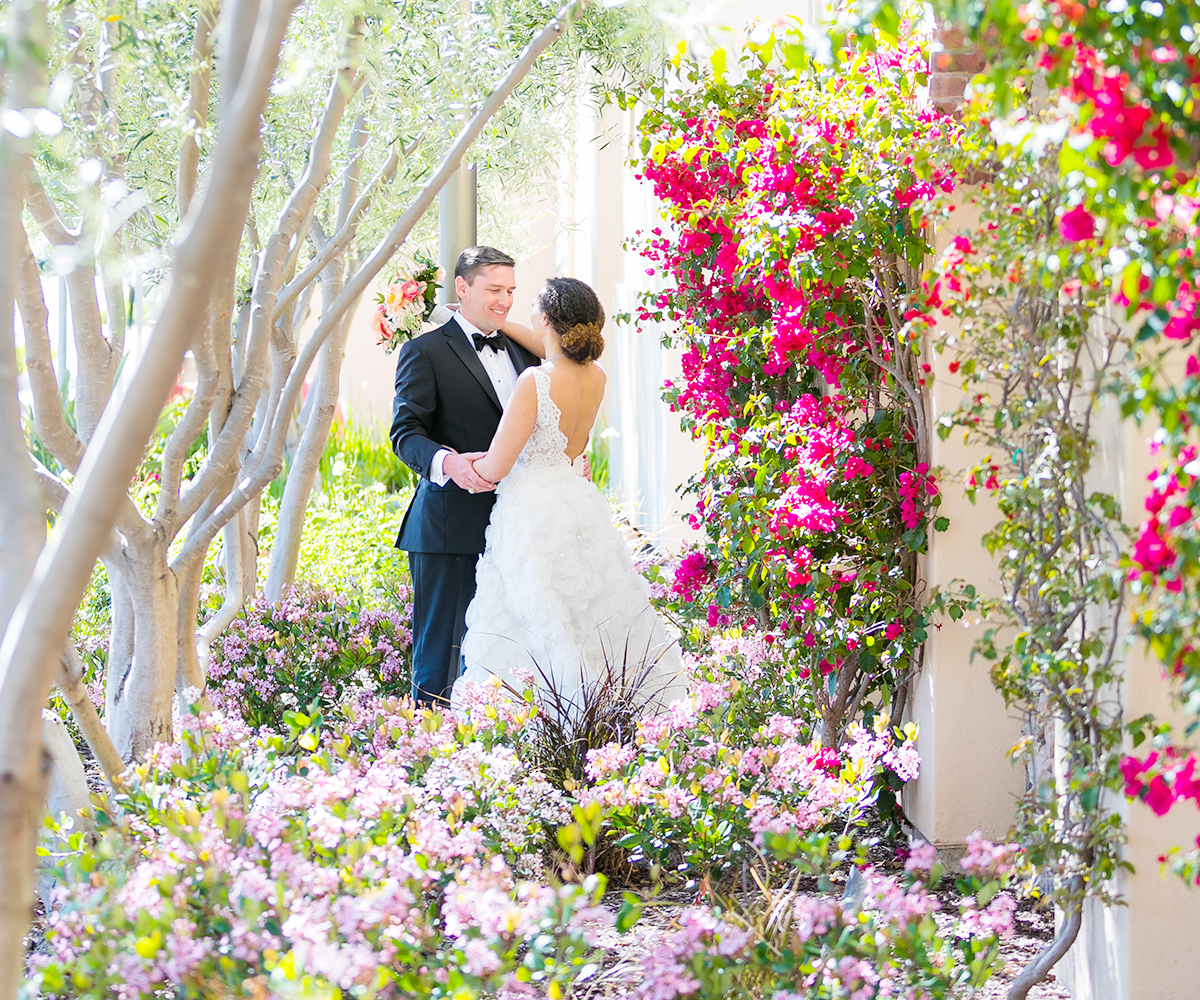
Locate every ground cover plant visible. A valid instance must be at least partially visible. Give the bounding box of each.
[205,585,413,729]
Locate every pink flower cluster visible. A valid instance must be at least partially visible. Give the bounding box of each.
[1130,452,1195,588]
[633,908,752,999]
[959,831,1022,879]
[898,463,938,530]
[672,549,716,603]
[1121,750,1200,817]
[631,843,1017,999]
[206,586,413,729]
[1070,51,1175,170]
[1162,280,1200,342]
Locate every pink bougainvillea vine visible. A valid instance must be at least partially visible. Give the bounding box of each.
[632,29,956,742]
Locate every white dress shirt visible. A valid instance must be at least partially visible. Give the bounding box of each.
[430,314,519,487]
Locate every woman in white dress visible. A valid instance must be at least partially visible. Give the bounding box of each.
[451,278,686,719]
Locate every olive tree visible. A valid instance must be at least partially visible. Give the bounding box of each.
[0,0,651,990]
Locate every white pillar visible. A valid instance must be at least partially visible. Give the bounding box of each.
[438,162,477,304]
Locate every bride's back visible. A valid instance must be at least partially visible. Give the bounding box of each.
[542,359,606,461]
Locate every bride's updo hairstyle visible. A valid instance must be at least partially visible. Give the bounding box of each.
[535,277,605,364]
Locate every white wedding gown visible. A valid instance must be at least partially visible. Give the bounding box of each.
[453,367,686,719]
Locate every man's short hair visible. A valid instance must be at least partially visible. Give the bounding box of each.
[455,246,516,285]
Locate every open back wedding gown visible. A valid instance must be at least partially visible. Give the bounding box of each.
[453,367,686,717]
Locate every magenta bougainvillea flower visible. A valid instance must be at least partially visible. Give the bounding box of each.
[1058,203,1097,242]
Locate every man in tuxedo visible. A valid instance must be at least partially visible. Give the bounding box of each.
[390,246,541,705]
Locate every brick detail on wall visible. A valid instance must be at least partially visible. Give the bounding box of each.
[929,24,983,114]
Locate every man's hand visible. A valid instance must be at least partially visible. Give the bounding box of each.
[580,453,592,481]
[445,451,496,493]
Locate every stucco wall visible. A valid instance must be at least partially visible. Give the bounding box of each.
[906,195,1027,850]
[1059,349,1200,1000]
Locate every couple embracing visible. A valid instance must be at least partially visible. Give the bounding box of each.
[389,246,686,716]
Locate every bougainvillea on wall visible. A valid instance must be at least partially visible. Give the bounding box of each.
[630,25,957,745]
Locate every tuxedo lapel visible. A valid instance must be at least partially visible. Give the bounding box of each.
[443,324,503,412]
[504,335,537,376]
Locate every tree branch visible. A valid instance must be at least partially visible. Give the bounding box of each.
[179,0,221,218]
[274,136,407,316]
[179,1,589,564]
[56,646,125,783]
[16,226,85,473]
[170,17,365,535]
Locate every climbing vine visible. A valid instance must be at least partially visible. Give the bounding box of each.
[631,21,956,745]
[943,0,1200,888]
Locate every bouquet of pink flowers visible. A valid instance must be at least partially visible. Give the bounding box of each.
[374,258,441,352]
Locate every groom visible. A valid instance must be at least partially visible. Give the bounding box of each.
[390,246,541,705]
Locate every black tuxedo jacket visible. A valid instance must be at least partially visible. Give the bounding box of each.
[390,318,541,554]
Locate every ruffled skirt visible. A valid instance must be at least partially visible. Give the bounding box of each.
[453,463,686,719]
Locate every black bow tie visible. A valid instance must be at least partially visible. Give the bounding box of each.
[473,332,505,353]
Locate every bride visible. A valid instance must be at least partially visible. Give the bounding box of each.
[450,277,686,718]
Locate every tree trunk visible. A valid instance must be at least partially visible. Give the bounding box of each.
[104,567,134,717]
[174,554,207,695]
[264,253,353,603]
[0,3,50,995]
[1007,872,1086,1000]
[104,544,180,761]
[196,512,250,679]
[41,710,93,832]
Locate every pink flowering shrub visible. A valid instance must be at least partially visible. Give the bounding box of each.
[582,663,921,879]
[631,23,954,744]
[33,699,604,1000]
[34,642,1009,1000]
[206,585,413,729]
[624,832,1021,999]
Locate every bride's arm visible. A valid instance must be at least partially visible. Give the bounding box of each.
[472,371,538,483]
[500,317,545,358]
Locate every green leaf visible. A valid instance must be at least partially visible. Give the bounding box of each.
[872,0,901,46]
[976,879,1001,907]
[616,892,642,933]
[710,48,727,82]
[1122,261,1144,306]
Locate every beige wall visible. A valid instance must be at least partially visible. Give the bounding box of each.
[905,195,1026,849]
[1060,352,1200,1000]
